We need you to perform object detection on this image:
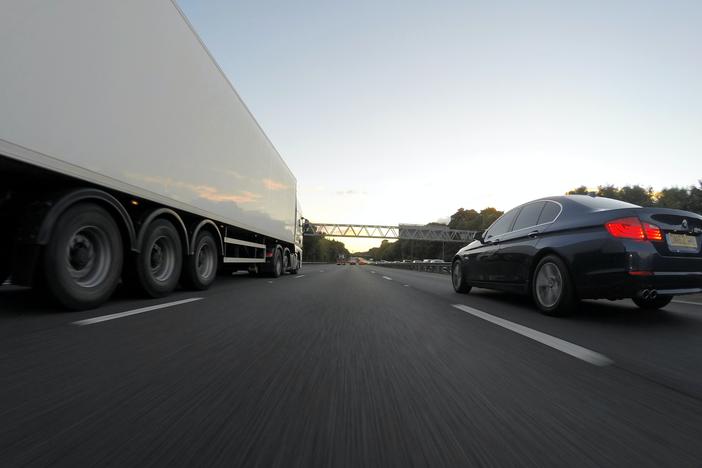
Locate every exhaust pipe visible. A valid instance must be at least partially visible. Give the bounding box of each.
[637,289,658,300]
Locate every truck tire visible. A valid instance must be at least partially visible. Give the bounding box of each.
[44,203,123,310]
[269,248,283,278]
[136,218,182,297]
[182,230,218,290]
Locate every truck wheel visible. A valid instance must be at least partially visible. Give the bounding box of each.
[532,255,576,316]
[633,295,672,310]
[289,253,299,275]
[183,230,218,290]
[269,248,283,278]
[44,203,123,310]
[136,219,182,297]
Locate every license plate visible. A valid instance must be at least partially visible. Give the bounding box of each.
[667,233,698,249]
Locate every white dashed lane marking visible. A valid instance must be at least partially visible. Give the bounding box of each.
[452,304,613,367]
[73,298,204,326]
[382,276,393,281]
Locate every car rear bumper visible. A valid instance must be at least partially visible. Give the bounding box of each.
[578,270,702,299]
[572,236,702,299]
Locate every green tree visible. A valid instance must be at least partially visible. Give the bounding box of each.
[449,208,480,230]
[618,185,654,206]
[478,207,503,230]
[596,185,620,199]
[302,235,349,262]
[689,181,702,214]
[656,186,689,210]
[566,186,590,195]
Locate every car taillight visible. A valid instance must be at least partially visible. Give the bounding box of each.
[643,223,663,241]
[605,217,662,241]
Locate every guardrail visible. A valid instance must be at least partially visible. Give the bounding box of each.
[370,262,452,275]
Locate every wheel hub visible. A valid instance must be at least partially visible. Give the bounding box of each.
[151,244,163,269]
[69,235,94,270]
[65,226,111,288]
[536,263,563,308]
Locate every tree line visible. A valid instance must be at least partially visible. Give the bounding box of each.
[567,181,702,213]
[302,235,350,263]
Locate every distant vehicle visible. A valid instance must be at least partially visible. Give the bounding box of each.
[451,195,702,316]
[412,260,423,264]
[422,259,431,263]
[429,259,444,263]
[0,2,302,309]
[348,257,358,265]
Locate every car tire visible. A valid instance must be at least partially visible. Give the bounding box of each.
[182,230,218,290]
[532,255,576,316]
[633,295,672,310]
[136,218,182,297]
[43,203,123,310]
[451,259,471,294]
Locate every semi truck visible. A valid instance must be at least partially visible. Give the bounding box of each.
[0,1,303,309]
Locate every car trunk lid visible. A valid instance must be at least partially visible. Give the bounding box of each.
[636,208,702,257]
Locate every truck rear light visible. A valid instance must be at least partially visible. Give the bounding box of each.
[605,217,663,242]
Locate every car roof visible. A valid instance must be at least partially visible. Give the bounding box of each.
[532,195,640,211]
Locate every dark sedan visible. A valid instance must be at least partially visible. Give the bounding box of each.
[451,195,702,315]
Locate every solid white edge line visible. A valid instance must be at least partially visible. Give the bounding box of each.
[672,300,702,306]
[73,298,203,326]
[382,276,392,281]
[452,304,613,367]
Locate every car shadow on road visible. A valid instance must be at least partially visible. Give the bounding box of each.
[470,289,688,327]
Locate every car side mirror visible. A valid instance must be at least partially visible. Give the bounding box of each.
[474,231,484,242]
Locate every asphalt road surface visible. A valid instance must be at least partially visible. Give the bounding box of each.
[1,265,702,467]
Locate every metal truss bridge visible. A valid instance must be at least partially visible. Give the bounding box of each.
[303,222,477,243]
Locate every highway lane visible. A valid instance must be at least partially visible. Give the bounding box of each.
[0,265,701,466]
[371,265,702,398]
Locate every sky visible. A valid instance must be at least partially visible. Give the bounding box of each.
[178,0,702,252]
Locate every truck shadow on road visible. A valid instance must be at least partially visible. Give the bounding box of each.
[0,286,56,316]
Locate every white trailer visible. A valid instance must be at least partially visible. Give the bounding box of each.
[0,1,303,309]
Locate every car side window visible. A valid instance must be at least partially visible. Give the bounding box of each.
[485,208,519,239]
[512,202,546,231]
[537,201,561,224]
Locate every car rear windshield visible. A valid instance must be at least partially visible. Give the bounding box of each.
[570,196,640,210]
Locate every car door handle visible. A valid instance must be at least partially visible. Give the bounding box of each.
[528,230,539,238]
